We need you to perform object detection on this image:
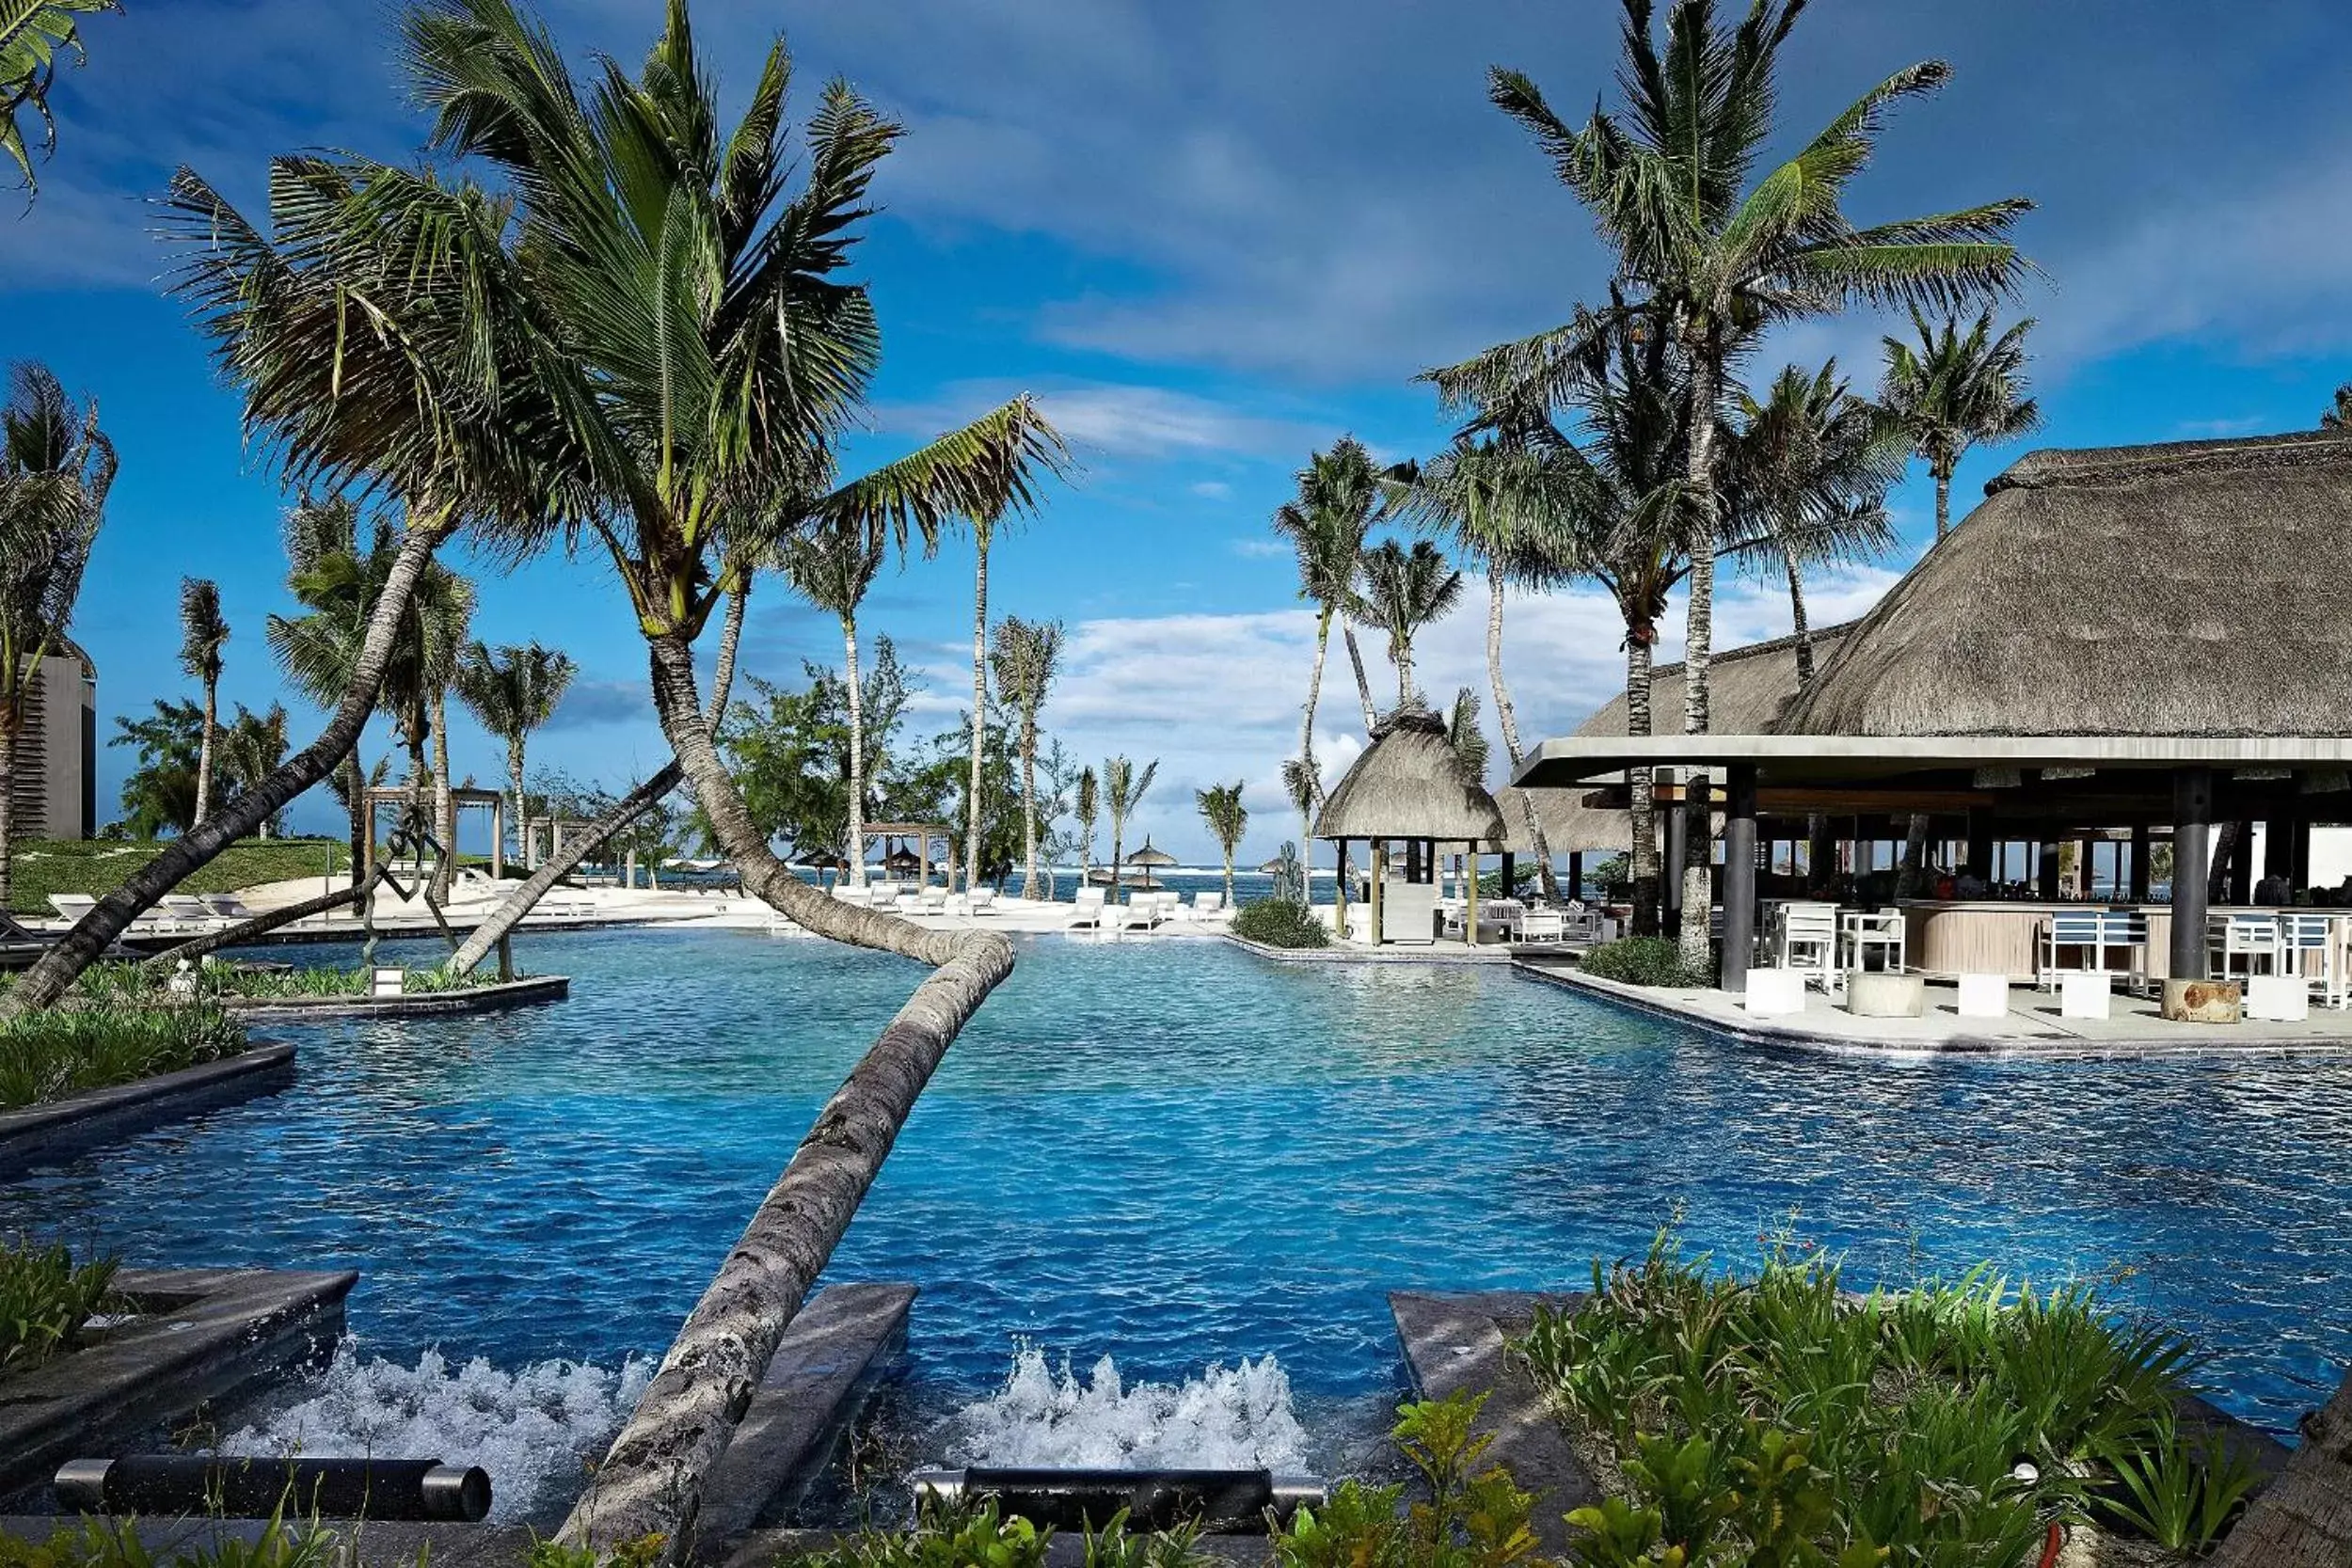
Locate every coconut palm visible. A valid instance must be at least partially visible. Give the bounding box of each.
[2324,387,2352,432]
[1272,436,1385,802]
[1357,538,1462,710]
[1438,0,2028,969]
[958,504,1032,893]
[454,640,576,867]
[1393,435,1586,894]
[1074,765,1099,886]
[177,3,1065,1538]
[2,0,118,193]
[1876,309,2041,541]
[215,703,291,835]
[0,361,107,909]
[1724,361,1903,688]
[990,616,1062,899]
[775,514,886,878]
[1104,754,1156,905]
[176,578,230,826]
[1196,781,1247,907]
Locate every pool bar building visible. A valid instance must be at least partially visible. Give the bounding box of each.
[1515,431,2352,1008]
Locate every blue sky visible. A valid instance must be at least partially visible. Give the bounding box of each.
[7,0,2352,863]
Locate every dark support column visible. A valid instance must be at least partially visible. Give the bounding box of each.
[2228,820,2253,905]
[1500,850,1516,897]
[1965,811,1993,882]
[1661,768,1685,931]
[1566,851,1582,900]
[2264,816,2293,880]
[2037,841,2060,900]
[2293,816,2313,891]
[2129,823,2151,902]
[2171,768,2213,981]
[1720,765,1758,994]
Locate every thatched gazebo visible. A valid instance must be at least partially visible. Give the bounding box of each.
[1315,706,1507,945]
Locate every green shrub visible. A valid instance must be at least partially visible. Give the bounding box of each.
[1575,937,1710,989]
[1230,898,1330,949]
[0,1002,246,1109]
[0,1238,118,1377]
[61,961,519,1006]
[1518,1234,2251,1563]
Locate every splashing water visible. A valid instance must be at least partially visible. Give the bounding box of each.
[947,1346,1310,1470]
[220,1342,653,1523]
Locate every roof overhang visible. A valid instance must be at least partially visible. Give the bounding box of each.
[1514,734,2352,790]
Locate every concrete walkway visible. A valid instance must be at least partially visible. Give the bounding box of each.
[1520,957,2352,1056]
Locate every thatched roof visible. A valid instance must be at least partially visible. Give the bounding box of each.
[1495,784,1632,854]
[1783,431,2352,737]
[1315,707,1508,843]
[1570,623,1856,739]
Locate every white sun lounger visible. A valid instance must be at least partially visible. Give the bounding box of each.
[1068,886,1108,931]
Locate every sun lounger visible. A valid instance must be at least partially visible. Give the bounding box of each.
[1115,895,1162,934]
[895,893,924,917]
[200,893,259,921]
[969,888,998,915]
[1068,887,1107,931]
[48,894,99,925]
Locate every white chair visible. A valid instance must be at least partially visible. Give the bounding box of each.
[1562,900,1603,944]
[2280,912,2344,1007]
[895,892,925,917]
[944,893,972,919]
[1517,910,1567,943]
[920,887,949,914]
[1116,895,1160,934]
[2039,910,2106,990]
[48,894,99,924]
[1837,910,1906,976]
[2209,912,2282,980]
[1068,887,1107,931]
[1776,902,1838,990]
[1191,892,1224,920]
[969,888,998,916]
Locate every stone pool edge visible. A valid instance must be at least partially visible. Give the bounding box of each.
[226,974,570,1022]
[0,1041,295,1177]
[1220,934,1515,965]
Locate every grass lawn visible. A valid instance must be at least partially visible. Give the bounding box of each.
[7,837,352,917]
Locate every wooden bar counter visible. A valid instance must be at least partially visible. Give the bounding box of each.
[1896,899,2257,983]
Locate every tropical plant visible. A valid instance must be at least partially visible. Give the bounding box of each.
[108,699,202,839]
[1104,754,1157,905]
[1875,308,2041,541]
[773,513,888,877]
[0,994,246,1110]
[1393,435,1585,895]
[990,617,1063,898]
[1577,935,1712,989]
[1195,781,1247,906]
[0,1235,116,1375]
[1356,538,1461,709]
[1724,361,1902,688]
[958,495,1036,893]
[1443,688,1489,780]
[1074,765,1098,885]
[177,578,230,826]
[1437,0,2031,969]
[453,640,576,867]
[215,703,291,836]
[1,0,118,194]
[0,362,108,910]
[1272,436,1385,837]
[1230,896,1327,950]
[2324,385,2352,432]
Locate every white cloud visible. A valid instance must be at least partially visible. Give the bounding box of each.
[870,378,1339,465]
[1192,480,1234,499]
[1230,538,1286,558]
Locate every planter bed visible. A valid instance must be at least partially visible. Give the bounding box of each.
[0,1266,358,1497]
[0,1042,294,1177]
[225,974,569,1021]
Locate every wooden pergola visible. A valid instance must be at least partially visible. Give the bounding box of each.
[859,822,952,886]
[362,785,508,879]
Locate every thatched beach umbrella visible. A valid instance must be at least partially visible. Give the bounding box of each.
[1125,838,1177,890]
[1314,705,1507,947]
[795,847,849,887]
[882,842,924,879]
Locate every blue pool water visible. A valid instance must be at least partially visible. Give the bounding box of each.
[8,927,2352,1502]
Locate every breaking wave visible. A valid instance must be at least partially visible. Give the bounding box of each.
[946,1345,1309,1470]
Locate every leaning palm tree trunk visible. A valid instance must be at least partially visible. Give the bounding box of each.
[1,517,456,1017]
[965,532,989,893]
[560,631,1016,1555]
[1343,626,1378,730]
[1486,574,1555,900]
[1300,610,1331,846]
[145,869,389,969]
[431,690,454,901]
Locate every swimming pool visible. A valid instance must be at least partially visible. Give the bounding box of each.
[7,927,2350,1513]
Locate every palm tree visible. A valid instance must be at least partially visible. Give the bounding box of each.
[1074,765,1099,887]
[167,4,1066,1539]
[1444,687,1490,779]
[1357,539,1462,709]
[454,641,576,868]
[2324,387,2352,431]
[1876,309,2041,541]
[1104,754,1157,905]
[990,616,1062,899]
[1272,436,1384,815]
[1394,436,1584,895]
[268,496,473,885]
[0,361,107,909]
[958,503,1032,893]
[176,578,230,827]
[215,703,291,835]
[1196,782,1247,907]
[1724,361,1903,688]
[776,514,887,879]
[2,0,118,194]
[1439,0,2029,969]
